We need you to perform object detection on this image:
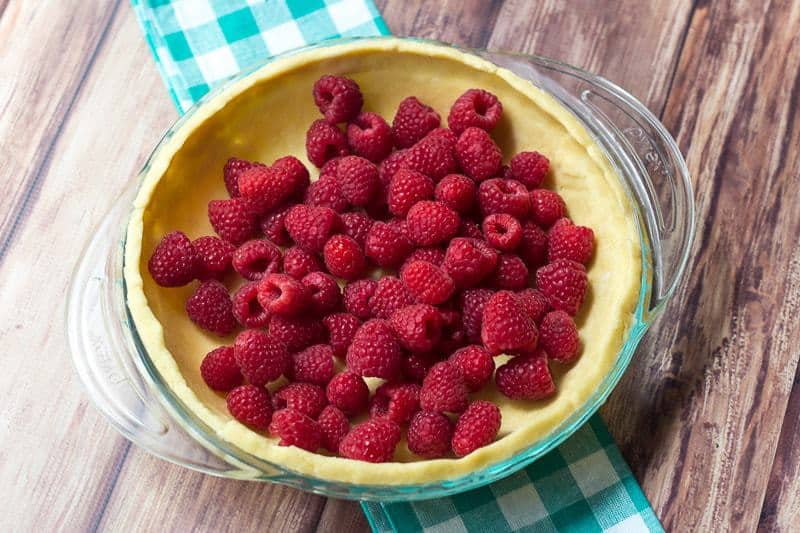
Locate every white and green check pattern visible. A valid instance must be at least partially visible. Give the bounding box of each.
[132,2,662,531]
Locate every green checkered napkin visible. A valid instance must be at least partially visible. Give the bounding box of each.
[132,2,663,531]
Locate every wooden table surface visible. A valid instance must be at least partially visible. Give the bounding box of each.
[1,0,799,531]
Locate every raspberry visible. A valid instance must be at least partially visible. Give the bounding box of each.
[320,157,343,176]
[547,218,595,264]
[392,96,440,148]
[239,158,309,214]
[306,119,349,168]
[148,231,201,287]
[519,221,548,268]
[378,149,408,185]
[420,361,469,413]
[455,127,502,181]
[323,234,367,281]
[400,247,446,277]
[346,319,403,380]
[269,408,322,451]
[495,351,555,400]
[335,155,380,206]
[442,238,499,288]
[425,127,459,145]
[200,346,242,391]
[322,312,361,358]
[387,168,435,217]
[369,276,415,319]
[459,220,484,239]
[273,156,312,199]
[340,212,374,246]
[223,157,264,197]
[301,271,342,316]
[283,246,323,280]
[288,344,335,386]
[408,411,453,458]
[193,236,235,280]
[313,75,363,124]
[339,418,401,462]
[208,197,259,245]
[529,189,566,227]
[449,345,494,392]
[495,164,514,180]
[386,217,411,240]
[305,174,349,212]
[517,288,551,324]
[478,178,531,219]
[326,371,369,414]
[232,239,282,281]
[257,273,310,316]
[461,288,494,344]
[233,329,290,386]
[364,221,413,268]
[435,173,476,214]
[482,214,522,251]
[400,260,455,305]
[402,352,437,383]
[232,281,271,328]
[260,205,292,246]
[343,279,377,319]
[274,382,328,419]
[536,259,588,316]
[510,151,549,189]
[318,405,350,452]
[481,291,538,355]
[539,310,580,363]
[185,280,237,335]
[284,204,340,252]
[489,253,529,290]
[371,382,421,424]
[347,111,393,162]
[227,385,272,430]
[402,135,458,182]
[438,308,467,355]
[406,201,460,246]
[447,89,503,135]
[452,400,501,457]
[268,315,325,352]
[389,303,443,352]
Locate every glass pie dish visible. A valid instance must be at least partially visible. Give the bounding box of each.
[66,37,694,501]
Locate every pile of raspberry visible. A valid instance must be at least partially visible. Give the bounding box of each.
[147,74,594,463]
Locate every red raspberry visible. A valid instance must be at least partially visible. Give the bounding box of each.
[455,127,502,181]
[481,291,538,355]
[438,308,467,355]
[223,157,264,197]
[320,157,343,176]
[340,212,374,246]
[452,400,501,457]
[323,312,361,358]
[449,345,494,392]
[313,74,363,124]
[306,119,349,168]
[185,280,237,335]
[536,259,588,316]
[390,303,443,352]
[489,253,529,290]
[193,236,235,280]
[379,148,408,185]
[447,89,503,135]
[301,271,342,316]
[284,204,340,253]
[425,127,459,145]
[269,408,322,451]
[420,361,469,413]
[392,96,440,148]
[257,273,310,316]
[495,350,555,400]
[408,411,453,458]
[399,247,446,277]
[233,329,289,386]
[273,382,328,419]
[401,135,458,183]
[369,276,415,319]
[442,237,499,288]
[305,174,349,212]
[346,319,403,380]
[232,281,271,328]
[460,288,494,344]
[343,279,377,319]
[260,205,292,246]
[478,178,531,219]
[495,164,514,180]
[406,201,460,246]
[371,382,421,424]
[323,234,367,281]
[529,189,566,227]
[539,310,580,363]
[238,164,299,215]
[386,217,411,240]
[326,371,369,414]
[400,260,455,305]
[283,246,323,280]
[435,173,476,214]
[387,168,435,217]
[318,405,350,452]
[459,220,484,239]
[482,214,522,251]
[232,239,282,281]
[347,111,393,162]
[339,418,401,462]
[519,221,548,268]
[364,221,413,268]
[227,384,272,430]
[335,155,380,207]
[200,346,242,391]
[268,315,325,352]
[402,352,437,383]
[517,288,551,324]
[287,344,335,386]
[208,197,259,245]
[510,151,550,189]
[547,218,595,264]
[148,231,201,287]
[274,156,312,199]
